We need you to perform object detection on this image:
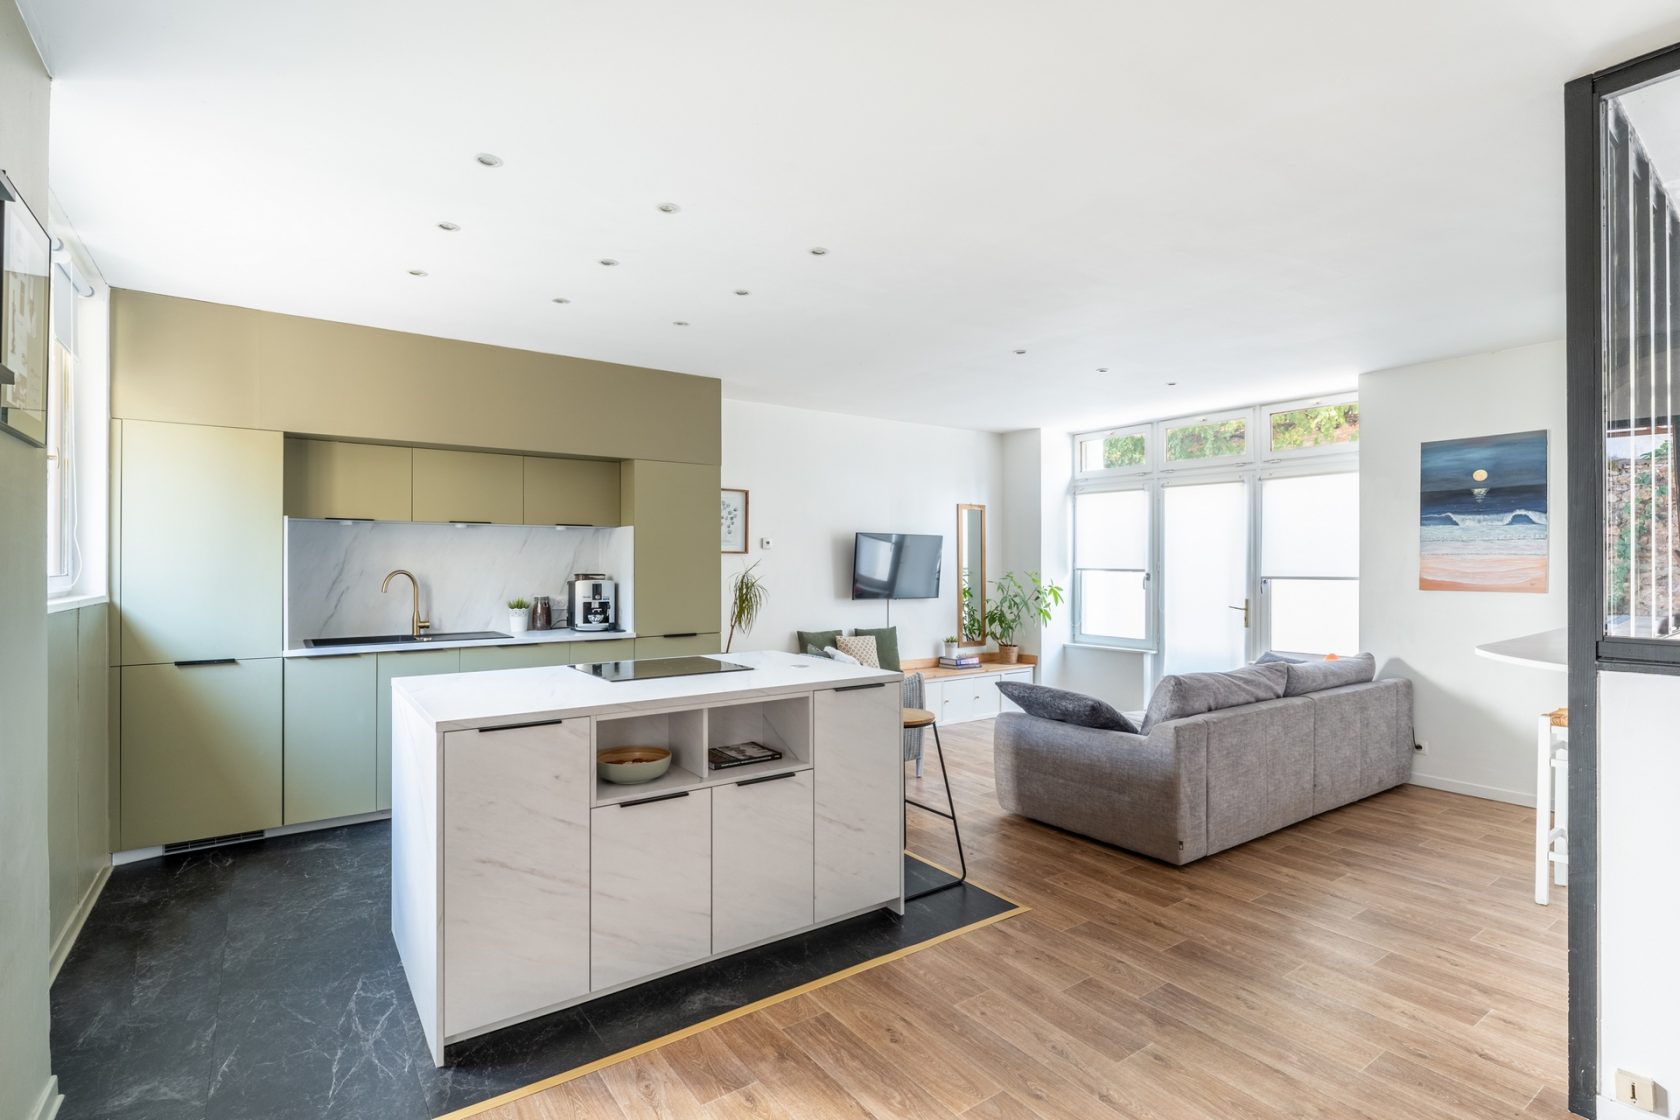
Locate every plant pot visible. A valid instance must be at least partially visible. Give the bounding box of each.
[942,641,959,659]
[508,611,530,634]
[996,643,1020,664]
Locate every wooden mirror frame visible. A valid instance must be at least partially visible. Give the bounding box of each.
[956,503,987,642]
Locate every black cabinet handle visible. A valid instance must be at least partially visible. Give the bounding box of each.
[617,790,690,808]
[834,682,887,692]
[477,718,565,733]
[328,516,373,523]
[449,519,491,525]
[174,658,236,668]
[737,770,799,788]
[660,632,699,639]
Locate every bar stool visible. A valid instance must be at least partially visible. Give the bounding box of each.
[902,707,967,900]
[1535,707,1568,906]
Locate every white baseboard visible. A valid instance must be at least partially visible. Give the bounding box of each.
[1407,774,1536,808]
[49,864,111,984]
[26,1076,62,1120]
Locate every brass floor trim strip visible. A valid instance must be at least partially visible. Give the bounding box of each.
[434,896,1029,1120]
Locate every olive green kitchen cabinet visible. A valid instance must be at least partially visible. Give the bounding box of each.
[118,420,283,665]
[284,655,377,824]
[412,448,523,525]
[522,456,621,526]
[572,638,634,664]
[377,649,461,809]
[284,438,413,521]
[121,659,283,849]
[633,634,721,659]
[458,642,577,671]
[621,460,720,637]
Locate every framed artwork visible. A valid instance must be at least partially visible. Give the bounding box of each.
[721,488,749,553]
[1419,429,1548,593]
[0,171,50,448]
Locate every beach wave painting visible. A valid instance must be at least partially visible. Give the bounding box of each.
[1419,429,1548,593]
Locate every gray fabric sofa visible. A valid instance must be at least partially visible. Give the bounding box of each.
[994,676,1414,865]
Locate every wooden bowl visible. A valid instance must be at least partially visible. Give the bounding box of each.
[596,745,672,785]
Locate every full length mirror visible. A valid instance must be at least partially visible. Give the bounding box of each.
[956,503,986,642]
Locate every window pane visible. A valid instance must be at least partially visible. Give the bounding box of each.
[1270,403,1359,451]
[1078,569,1146,641]
[1268,578,1359,656]
[1080,431,1146,472]
[1074,489,1148,569]
[1164,417,1246,463]
[1162,480,1248,675]
[1261,473,1358,577]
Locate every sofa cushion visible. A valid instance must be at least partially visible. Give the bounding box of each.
[1283,652,1376,697]
[1255,650,1306,664]
[796,628,843,654]
[1140,662,1289,733]
[852,626,902,671]
[997,682,1137,733]
[835,633,880,667]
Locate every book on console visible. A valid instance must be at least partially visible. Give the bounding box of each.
[708,741,784,770]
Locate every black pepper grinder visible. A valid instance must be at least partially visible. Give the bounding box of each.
[531,596,552,631]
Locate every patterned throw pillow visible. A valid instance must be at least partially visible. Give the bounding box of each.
[834,633,880,668]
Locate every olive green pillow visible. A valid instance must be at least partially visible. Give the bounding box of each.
[852,626,901,671]
[797,629,843,655]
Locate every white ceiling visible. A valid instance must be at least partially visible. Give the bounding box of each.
[22,1,1680,432]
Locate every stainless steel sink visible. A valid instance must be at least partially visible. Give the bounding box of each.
[304,631,513,648]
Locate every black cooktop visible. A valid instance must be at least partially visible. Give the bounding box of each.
[571,656,752,682]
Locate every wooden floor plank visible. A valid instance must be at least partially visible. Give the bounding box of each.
[475,717,1572,1120]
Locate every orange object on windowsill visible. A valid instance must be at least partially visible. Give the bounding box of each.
[1324,652,1340,661]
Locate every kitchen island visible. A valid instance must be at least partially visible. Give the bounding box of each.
[389,650,904,1065]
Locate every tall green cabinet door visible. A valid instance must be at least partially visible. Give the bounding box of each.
[283,654,377,824]
[120,420,283,664]
[633,634,721,659]
[622,460,721,637]
[121,659,283,849]
[376,649,460,809]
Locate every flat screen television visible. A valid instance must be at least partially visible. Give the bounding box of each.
[851,532,943,600]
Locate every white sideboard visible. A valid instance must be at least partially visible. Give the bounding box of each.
[920,664,1036,725]
[389,651,905,1065]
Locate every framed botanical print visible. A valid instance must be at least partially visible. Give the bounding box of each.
[0,171,50,448]
[721,488,749,553]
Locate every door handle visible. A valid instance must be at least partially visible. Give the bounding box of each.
[1227,599,1250,629]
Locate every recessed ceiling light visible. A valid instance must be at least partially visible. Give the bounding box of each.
[407,269,428,277]
[599,258,620,267]
[1013,349,1027,355]
[673,321,690,326]
[1168,382,1179,387]
[657,202,681,213]
[1097,367,1109,373]
[475,153,503,167]
[437,221,460,232]
[809,247,828,256]
[734,289,750,296]
[552,297,571,304]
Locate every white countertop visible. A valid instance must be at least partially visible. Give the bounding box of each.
[283,628,634,658]
[1473,627,1567,672]
[392,650,900,730]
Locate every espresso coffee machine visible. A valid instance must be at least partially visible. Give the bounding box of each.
[567,574,618,632]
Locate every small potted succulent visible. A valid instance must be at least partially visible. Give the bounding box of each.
[942,636,960,659]
[982,571,1065,664]
[507,597,531,634]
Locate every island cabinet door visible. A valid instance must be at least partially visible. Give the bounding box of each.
[591,789,712,991]
[442,719,591,1039]
[712,770,815,953]
[814,681,904,921]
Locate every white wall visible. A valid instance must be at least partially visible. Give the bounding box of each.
[720,400,1004,660]
[1360,340,1567,805]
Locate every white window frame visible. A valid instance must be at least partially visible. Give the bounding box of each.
[1159,406,1257,473]
[1073,423,1152,481]
[1253,460,1360,658]
[1070,479,1158,652]
[1259,392,1361,462]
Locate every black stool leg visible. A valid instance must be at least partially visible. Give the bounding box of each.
[906,720,967,900]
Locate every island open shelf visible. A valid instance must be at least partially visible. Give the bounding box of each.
[591,694,814,805]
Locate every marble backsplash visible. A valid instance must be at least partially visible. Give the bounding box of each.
[284,519,634,646]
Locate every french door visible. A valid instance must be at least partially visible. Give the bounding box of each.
[1160,478,1252,677]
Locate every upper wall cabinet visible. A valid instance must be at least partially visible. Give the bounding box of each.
[412,449,523,525]
[284,438,414,521]
[523,457,620,526]
[119,420,283,664]
[622,460,721,637]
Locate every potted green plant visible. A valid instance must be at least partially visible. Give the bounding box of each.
[942,635,960,659]
[506,597,531,634]
[726,562,766,653]
[982,571,1065,664]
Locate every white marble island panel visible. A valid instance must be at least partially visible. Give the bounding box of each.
[390,651,904,1065]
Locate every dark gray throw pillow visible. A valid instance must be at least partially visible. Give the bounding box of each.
[1283,652,1376,697]
[1139,661,1289,733]
[998,682,1137,733]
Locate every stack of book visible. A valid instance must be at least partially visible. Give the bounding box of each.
[938,654,982,669]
